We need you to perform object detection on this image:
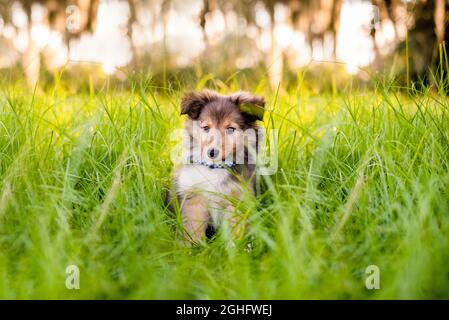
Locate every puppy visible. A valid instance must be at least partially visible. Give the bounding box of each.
[169,89,265,244]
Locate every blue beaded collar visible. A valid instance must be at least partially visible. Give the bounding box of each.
[187,155,236,169]
[192,160,236,169]
[197,160,236,169]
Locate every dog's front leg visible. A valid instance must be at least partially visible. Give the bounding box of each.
[181,194,209,245]
[223,205,247,240]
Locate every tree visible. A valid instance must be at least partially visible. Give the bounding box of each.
[0,0,99,87]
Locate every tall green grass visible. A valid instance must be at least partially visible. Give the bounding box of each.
[0,72,448,299]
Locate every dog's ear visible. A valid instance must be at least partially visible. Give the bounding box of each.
[229,92,265,123]
[181,90,219,119]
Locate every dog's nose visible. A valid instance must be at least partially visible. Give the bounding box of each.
[207,148,219,159]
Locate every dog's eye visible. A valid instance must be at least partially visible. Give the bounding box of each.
[226,127,235,134]
[202,126,210,132]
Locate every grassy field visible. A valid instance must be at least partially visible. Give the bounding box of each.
[0,74,448,299]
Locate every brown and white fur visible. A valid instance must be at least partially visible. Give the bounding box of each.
[168,89,265,245]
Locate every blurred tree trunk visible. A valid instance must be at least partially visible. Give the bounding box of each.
[386,0,401,39]
[22,2,40,88]
[297,0,341,60]
[435,0,445,44]
[266,2,283,90]
[16,0,100,87]
[161,0,171,58]
[371,0,395,62]
[330,0,342,58]
[374,0,395,37]
[75,0,99,32]
[200,0,210,47]
[407,0,437,81]
[66,0,99,41]
[127,0,139,68]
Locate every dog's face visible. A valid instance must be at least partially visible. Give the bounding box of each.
[181,90,265,164]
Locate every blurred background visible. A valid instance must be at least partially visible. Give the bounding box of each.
[0,0,447,90]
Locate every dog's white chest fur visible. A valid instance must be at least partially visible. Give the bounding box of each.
[176,164,241,225]
[176,164,235,196]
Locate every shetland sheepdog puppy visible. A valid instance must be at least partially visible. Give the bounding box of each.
[168,89,265,244]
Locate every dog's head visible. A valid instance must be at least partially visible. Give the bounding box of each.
[181,89,265,164]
